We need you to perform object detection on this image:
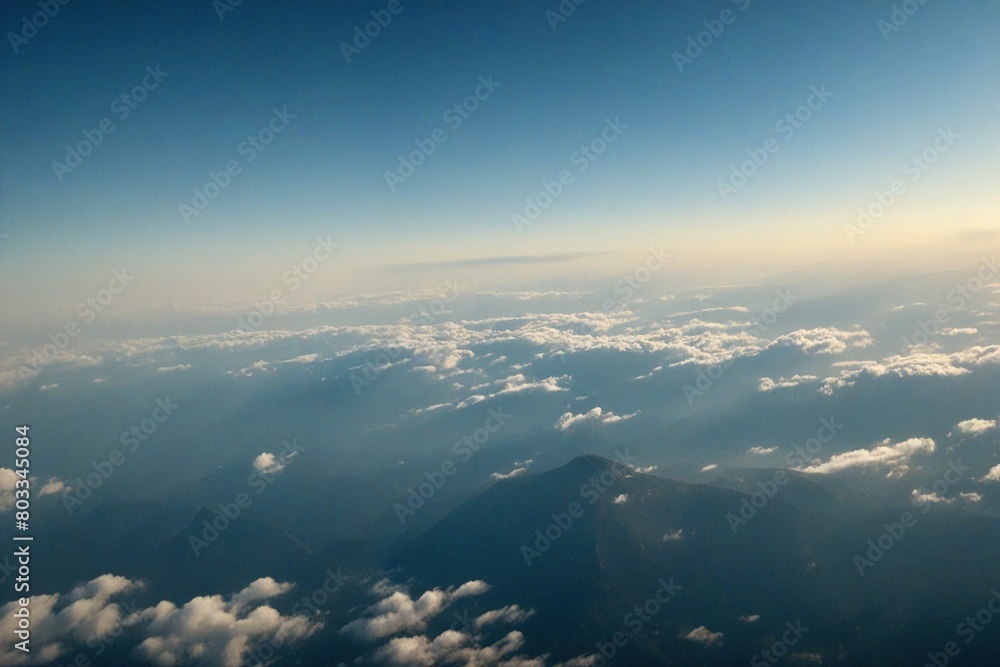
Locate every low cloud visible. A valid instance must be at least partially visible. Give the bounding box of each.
[798,437,935,477]
[683,626,724,647]
[341,580,490,641]
[0,575,320,667]
[757,375,818,392]
[956,418,997,436]
[555,407,637,431]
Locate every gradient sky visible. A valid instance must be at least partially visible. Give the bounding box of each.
[1,0,998,316]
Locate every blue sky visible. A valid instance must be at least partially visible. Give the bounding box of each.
[1,0,998,315]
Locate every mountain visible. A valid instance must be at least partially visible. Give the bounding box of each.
[386,455,1000,665]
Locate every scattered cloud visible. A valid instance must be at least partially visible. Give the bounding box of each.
[341,580,490,641]
[555,407,636,431]
[798,438,935,477]
[956,418,997,436]
[748,446,777,456]
[683,626,724,647]
[757,375,818,391]
[981,465,1000,482]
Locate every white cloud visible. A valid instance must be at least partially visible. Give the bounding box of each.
[0,574,141,666]
[960,492,982,503]
[981,465,1000,482]
[341,580,490,641]
[613,494,629,505]
[739,614,760,623]
[757,375,818,392]
[0,469,66,513]
[798,438,935,477]
[941,328,978,336]
[252,450,297,476]
[125,577,320,667]
[956,418,997,436]
[701,464,718,472]
[821,345,1000,393]
[911,490,953,505]
[491,467,527,481]
[767,328,873,355]
[748,446,777,456]
[662,529,684,542]
[683,626,724,647]
[635,465,657,473]
[0,575,318,667]
[156,364,191,373]
[555,407,637,431]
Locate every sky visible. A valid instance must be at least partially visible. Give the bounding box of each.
[1,0,998,319]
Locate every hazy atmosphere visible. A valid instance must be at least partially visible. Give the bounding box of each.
[1,1,999,666]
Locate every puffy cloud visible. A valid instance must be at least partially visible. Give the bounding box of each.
[798,438,935,477]
[981,465,1000,482]
[748,446,777,455]
[767,328,873,355]
[757,375,818,391]
[0,469,67,513]
[555,407,637,431]
[0,574,142,665]
[613,494,629,505]
[821,345,1000,393]
[347,581,551,666]
[341,580,490,641]
[371,630,544,667]
[911,490,953,506]
[252,449,298,476]
[739,614,760,623]
[956,418,997,436]
[474,605,534,629]
[701,464,718,472]
[683,626,724,647]
[125,577,321,667]
[662,529,684,542]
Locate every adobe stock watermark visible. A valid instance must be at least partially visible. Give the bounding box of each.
[682,287,797,404]
[236,235,339,333]
[179,106,296,224]
[672,0,752,73]
[844,127,958,243]
[18,269,135,385]
[62,397,180,514]
[7,0,71,54]
[921,589,1000,667]
[393,407,511,524]
[545,0,587,31]
[899,255,997,352]
[189,438,303,556]
[246,568,349,666]
[212,0,244,21]
[384,75,501,191]
[878,0,933,41]
[853,458,971,576]
[750,620,810,666]
[51,66,169,182]
[727,417,844,533]
[520,449,640,567]
[591,577,683,665]
[340,0,407,62]
[512,117,628,233]
[350,278,464,395]
[716,85,833,201]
